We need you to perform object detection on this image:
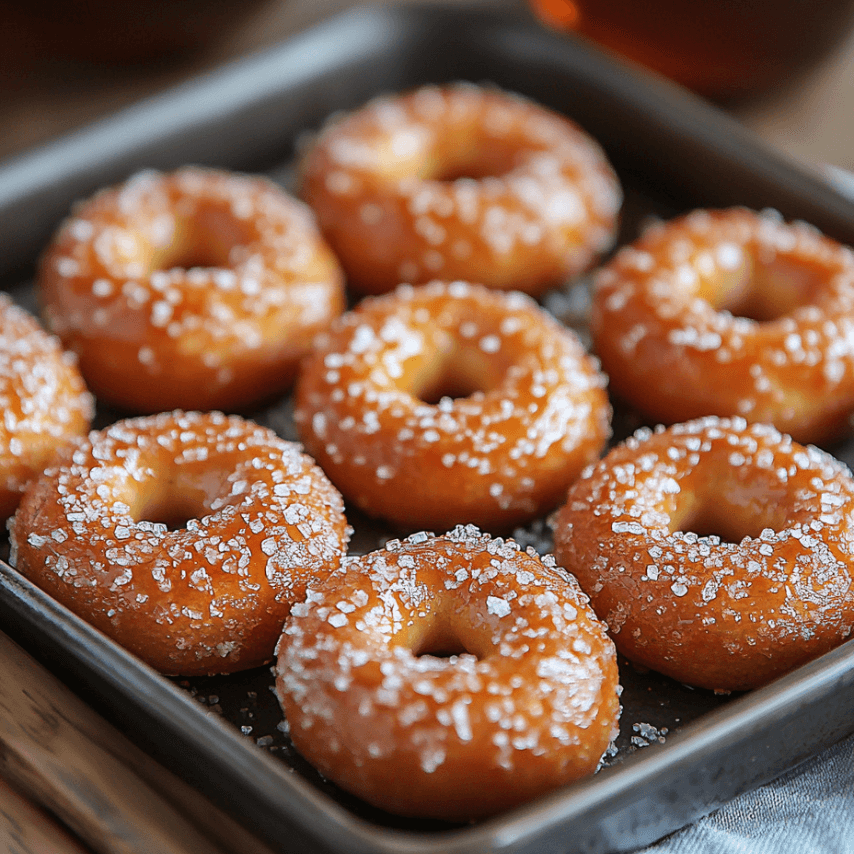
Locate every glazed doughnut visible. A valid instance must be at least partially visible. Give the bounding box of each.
[9,411,350,675]
[553,416,854,692]
[294,280,611,531]
[274,526,620,820]
[38,166,345,412]
[592,207,854,444]
[300,82,621,296]
[0,294,93,519]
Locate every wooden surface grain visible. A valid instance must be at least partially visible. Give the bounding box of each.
[0,630,276,854]
[0,775,92,854]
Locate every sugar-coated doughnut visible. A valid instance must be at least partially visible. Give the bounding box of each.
[39,167,345,413]
[592,208,854,444]
[553,416,854,692]
[0,294,93,519]
[274,526,620,820]
[300,82,621,296]
[9,411,350,675]
[295,281,611,531]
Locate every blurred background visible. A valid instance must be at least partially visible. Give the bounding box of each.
[1,0,854,173]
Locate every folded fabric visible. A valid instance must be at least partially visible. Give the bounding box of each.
[641,731,854,852]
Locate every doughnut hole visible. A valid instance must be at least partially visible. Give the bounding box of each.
[137,492,207,531]
[409,335,514,404]
[131,474,217,531]
[667,449,792,543]
[426,137,524,182]
[407,610,492,661]
[674,499,770,543]
[696,244,825,322]
[149,206,252,273]
[117,448,245,532]
[371,123,525,184]
[413,631,469,659]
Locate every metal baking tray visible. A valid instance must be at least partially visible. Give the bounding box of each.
[1,4,854,853]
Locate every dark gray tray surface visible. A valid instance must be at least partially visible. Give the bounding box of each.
[1,4,854,854]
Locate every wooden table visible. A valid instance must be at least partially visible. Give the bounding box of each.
[2,2,854,851]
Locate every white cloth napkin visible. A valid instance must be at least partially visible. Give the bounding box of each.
[642,733,854,853]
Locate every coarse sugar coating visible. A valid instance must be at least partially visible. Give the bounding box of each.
[294,280,611,531]
[299,82,621,295]
[554,416,854,691]
[274,525,620,820]
[9,411,351,675]
[38,166,345,412]
[591,207,854,444]
[0,293,93,518]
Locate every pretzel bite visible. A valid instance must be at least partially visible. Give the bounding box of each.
[10,411,350,675]
[275,526,620,820]
[300,82,621,295]
[0,294,93,518]
[294,281,611,531]
[592,208,854,444]
[554,416,854,692]
[38,167,345,412]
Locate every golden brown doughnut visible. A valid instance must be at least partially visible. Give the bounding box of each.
[300,82,621,296]
[10,411,350,676]
[294,280,611,531]
[38,166,345,412]
[0,293,93,519]
[592,207,854,444]
[274,526,620,820]
[553,416,854,692]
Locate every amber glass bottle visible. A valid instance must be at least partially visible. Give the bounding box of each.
[530,0,854,100]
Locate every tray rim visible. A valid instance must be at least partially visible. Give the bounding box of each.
[1,3,854,853]
[3,555,853,854]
